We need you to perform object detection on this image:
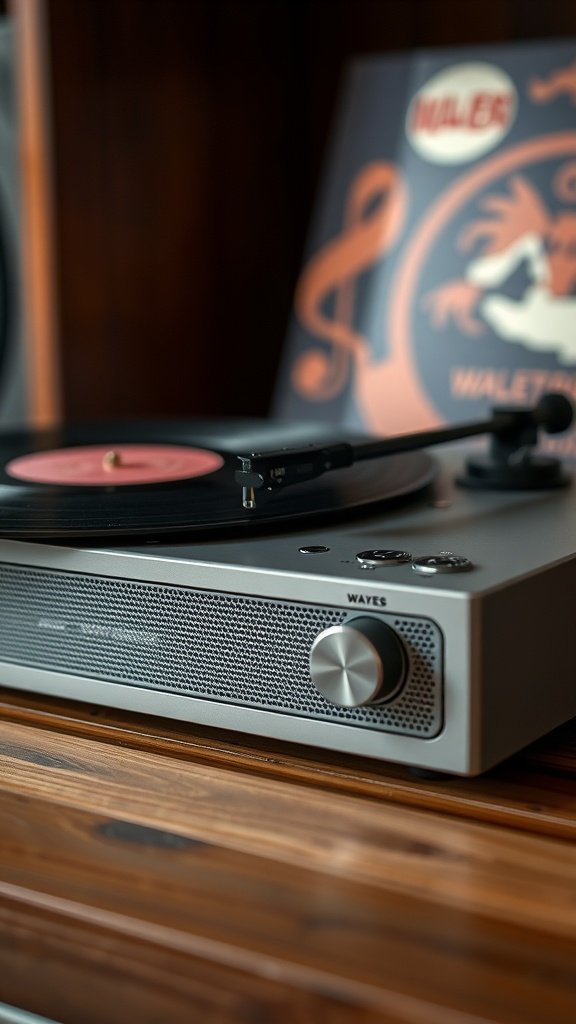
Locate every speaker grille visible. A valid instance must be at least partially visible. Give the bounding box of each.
[0,563,443,737]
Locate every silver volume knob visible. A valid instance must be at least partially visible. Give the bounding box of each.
[309,616,406,707]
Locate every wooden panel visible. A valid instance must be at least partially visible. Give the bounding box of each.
[45,0,315,422]
[1,688,576,1021]
[1,689,576,840]
[1,789,576,1024]
[10,0,61,425]
[0,896,387,1024]
[1,708,576,938]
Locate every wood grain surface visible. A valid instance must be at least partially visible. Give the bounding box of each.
[0,689,575,1023]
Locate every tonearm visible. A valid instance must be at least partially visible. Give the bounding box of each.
[235,393,574,509]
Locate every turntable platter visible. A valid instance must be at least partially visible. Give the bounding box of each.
[0,420,436,539]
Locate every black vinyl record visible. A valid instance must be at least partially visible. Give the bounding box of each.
[0,420,437,540]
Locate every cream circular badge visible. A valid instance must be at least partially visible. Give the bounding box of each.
[407,62,517,165]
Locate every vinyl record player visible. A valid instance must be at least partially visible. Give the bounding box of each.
[0,396,574,776]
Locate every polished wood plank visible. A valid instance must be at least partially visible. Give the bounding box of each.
[0,895,389,1024]
[1,712,576,941]
[1,689,576,1022]
[1,689,576,840]
[1,789,576,1024]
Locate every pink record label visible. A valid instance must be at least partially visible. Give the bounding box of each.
[6,444,225,486]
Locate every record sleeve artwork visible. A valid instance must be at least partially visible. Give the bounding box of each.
[275,41,576,458]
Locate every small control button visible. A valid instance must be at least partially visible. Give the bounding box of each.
[356,549,412,567]
[412,553,474,575]
[299,545,330,554]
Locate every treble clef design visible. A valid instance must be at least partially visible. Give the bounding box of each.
[292,162,408,402]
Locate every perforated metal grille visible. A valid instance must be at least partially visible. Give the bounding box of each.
[0,563,443,737]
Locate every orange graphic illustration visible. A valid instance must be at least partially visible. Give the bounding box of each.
[425,173,576,364]
[291,132,576,434]
[554,161,576,203]
[529,58,576,105]
[292,162,438,431]
[422,281,484,336]
[292,163,406,401]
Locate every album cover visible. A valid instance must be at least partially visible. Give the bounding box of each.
[275,39,576,458]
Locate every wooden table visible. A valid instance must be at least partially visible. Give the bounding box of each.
[0,687,575,1023]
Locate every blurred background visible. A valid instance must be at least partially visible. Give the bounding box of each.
[2,0,576,427]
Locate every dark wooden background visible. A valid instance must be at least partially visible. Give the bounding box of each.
[41,0,576,422]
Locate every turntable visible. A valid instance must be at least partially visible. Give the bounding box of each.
[0,394,574,776]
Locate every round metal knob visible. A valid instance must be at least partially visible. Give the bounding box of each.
[309,616,406,707]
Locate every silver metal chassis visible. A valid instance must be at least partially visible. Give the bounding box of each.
[0,452,575,775]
